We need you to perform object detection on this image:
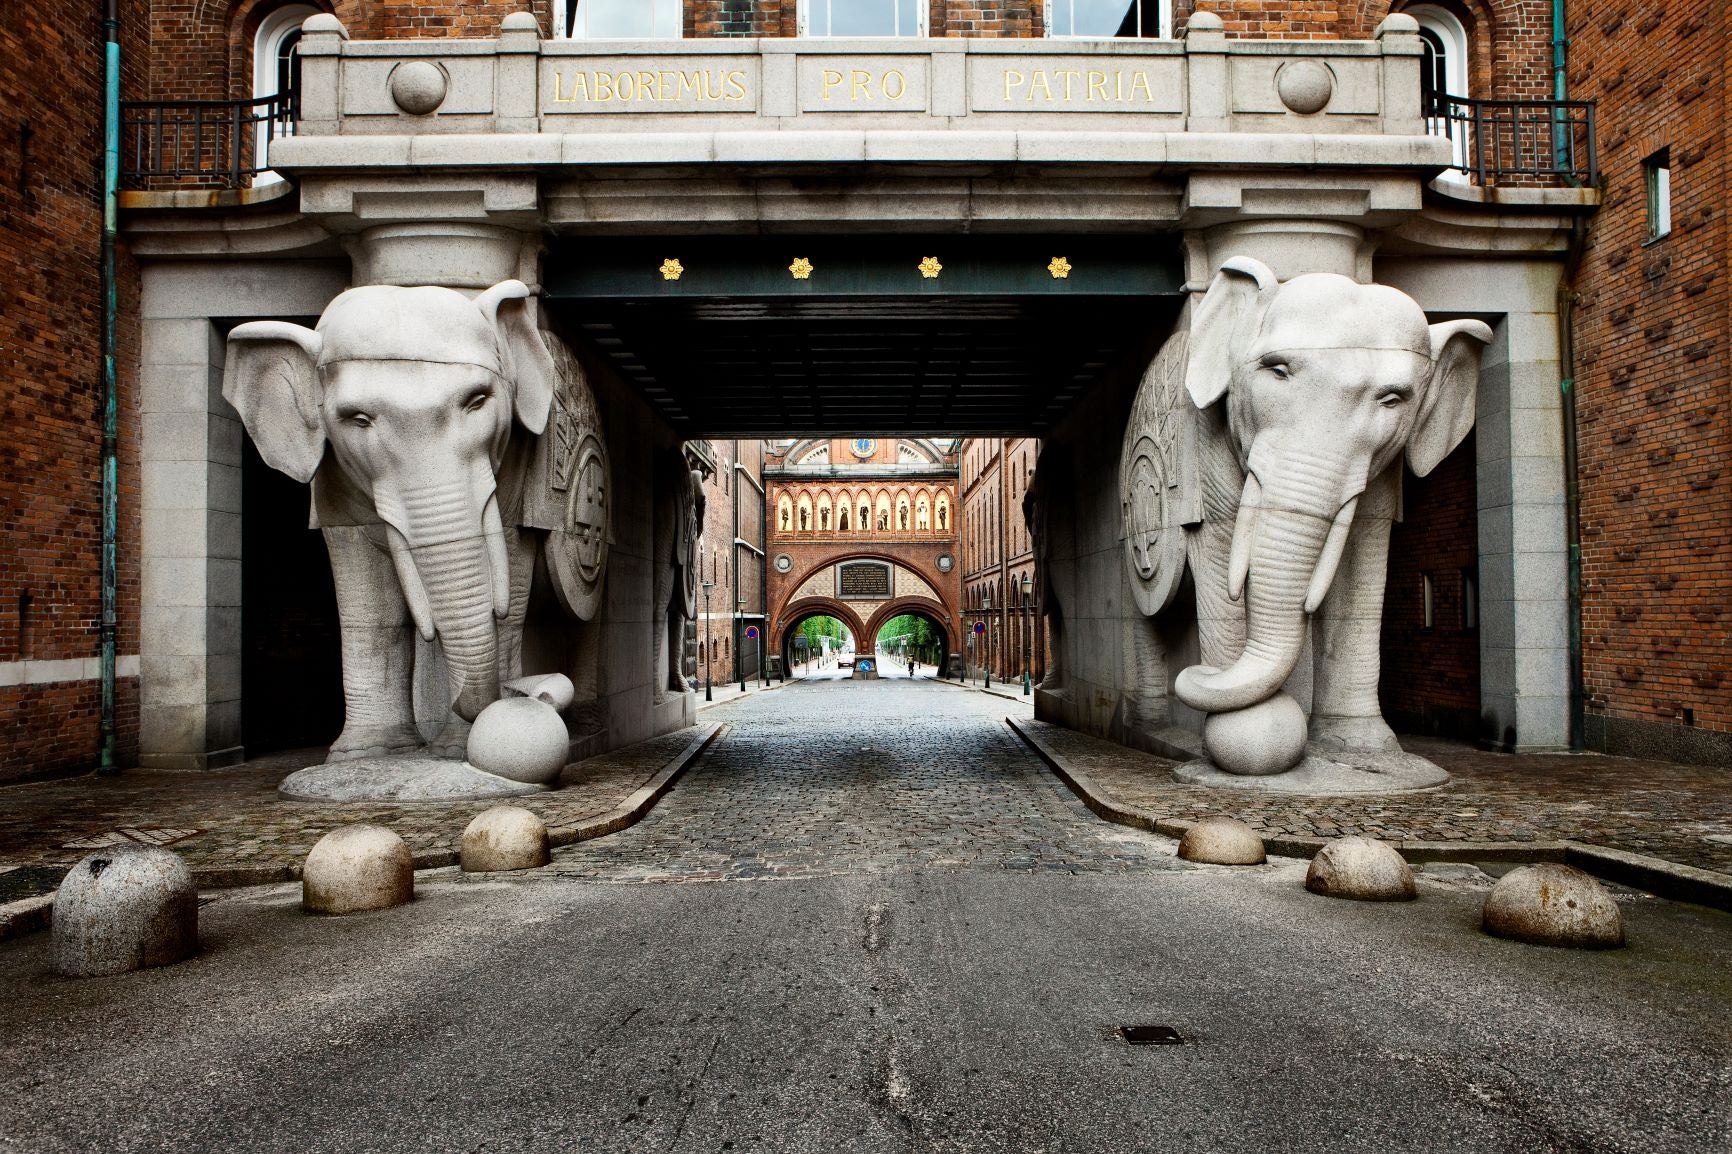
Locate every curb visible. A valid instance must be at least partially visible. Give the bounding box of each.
[0,723,727,943]
[930,675,1034,706]
[697,676,795,711]
[1007,716,1732,912]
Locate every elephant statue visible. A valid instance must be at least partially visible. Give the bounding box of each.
[1122,256,1490,777]
[224,279,611,763]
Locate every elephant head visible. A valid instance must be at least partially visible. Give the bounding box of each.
[223,280,556,722]
[1174,257,1491,714]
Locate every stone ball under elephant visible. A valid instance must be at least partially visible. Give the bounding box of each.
[460,806,551,873]
[1481,864,1624,949]
[1202,693,1308,776]
[303,824,414,915]
[466,697,570,785]
[53,846,198,977]
[1305,836,1416,901]
[1176,816,1267,865]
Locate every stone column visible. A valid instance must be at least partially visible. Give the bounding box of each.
[137,260,349,768]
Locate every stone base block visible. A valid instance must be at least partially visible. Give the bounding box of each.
[1173,745,1449,795]
[280,755,552,802]
[851,668,880,680]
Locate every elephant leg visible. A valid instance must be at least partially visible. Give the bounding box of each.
[324,525,422,762]
[1310,468,1401,752]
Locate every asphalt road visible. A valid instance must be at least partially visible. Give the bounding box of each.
[2,680,1728,1153]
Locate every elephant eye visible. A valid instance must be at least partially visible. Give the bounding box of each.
[1259,356,1291,380]
[463,389,493,414]
[1378,389,1407,408]
[340,410,372,428]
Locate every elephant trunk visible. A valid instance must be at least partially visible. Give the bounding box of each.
[1176,450,1362,714]
[381,476,508,724]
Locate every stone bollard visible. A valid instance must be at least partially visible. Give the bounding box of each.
[1482,864,1625,949]
[1305,836,1416,901]
[302,825,414,915]
[1176,816,1267,865]
[466,697,570,785]
[54,846,199,977]
[460,806,551,873]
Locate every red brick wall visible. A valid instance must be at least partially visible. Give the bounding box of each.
[1380,442,1482,737]
[0,2,148,781]
[695,439,766,686]
[1568,3,1730,755]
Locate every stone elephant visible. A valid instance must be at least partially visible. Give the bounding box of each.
[224,279,611,762]
[1122,256,1490,775]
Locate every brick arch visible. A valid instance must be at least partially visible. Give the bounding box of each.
[776,600,869,667]
[863,600,954,676]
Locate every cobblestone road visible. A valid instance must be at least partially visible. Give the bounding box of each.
[547,678,1177,883]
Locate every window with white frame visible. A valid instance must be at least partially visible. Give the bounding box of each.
[1407,5,1470,173]
[800,0,925,37]
[1644,149,1672,240]
[554,0,683,38]
[1046,0,1169,38]
[252,4,318,185]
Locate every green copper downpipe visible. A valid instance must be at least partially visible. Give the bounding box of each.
[1554,0,1586,750]
[98,0,121,774]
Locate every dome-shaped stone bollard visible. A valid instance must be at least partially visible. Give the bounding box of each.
[53,846,199,977]
[1482,863,1624,949]
[1305,836,1416,901]
[466,697,570,785]
[1176,816,1267,865]
[460,806,551,873]
[302,824,414,915]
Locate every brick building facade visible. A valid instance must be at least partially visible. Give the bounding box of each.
[693,438,767,690]
[764,438,961,673]
[958,437,1041,684]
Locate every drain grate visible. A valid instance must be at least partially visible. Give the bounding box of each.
[60,827,201,851]
[1121,1025,1184,1046]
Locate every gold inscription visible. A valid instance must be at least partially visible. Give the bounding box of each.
[820,67,910,103]
[999,67,1159,105]
[550,67,751,106]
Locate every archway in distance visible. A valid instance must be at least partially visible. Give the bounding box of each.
[869,607,952,678]
[780,605,865,675]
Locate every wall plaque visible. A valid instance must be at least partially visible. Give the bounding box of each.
[838,561,892,599]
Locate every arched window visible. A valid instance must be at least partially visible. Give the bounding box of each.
[1407,4,1471,172]
[817,492,832,530]
[859,500,871,532]
[797,493,813,531]
[875,493,892,533]
[915,493,931,531]
[252,4,318,185]
[896,496,911,532]
[936,492,950,533]
[777,494,793,532]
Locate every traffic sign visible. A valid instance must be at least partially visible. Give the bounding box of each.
[745,625,759,639]
[973,622,986,634]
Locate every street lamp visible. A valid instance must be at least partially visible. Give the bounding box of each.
[1020,572,1034,696]
[702,580,714,702]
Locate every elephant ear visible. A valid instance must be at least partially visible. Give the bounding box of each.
[222,321,325,483]
[476,279,557,437]
[1408,319,1494,477]
[1185,256,1278,410]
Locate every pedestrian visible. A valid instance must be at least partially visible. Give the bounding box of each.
[908,657,915,679]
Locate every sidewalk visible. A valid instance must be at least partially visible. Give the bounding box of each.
[1013,718,1732,880]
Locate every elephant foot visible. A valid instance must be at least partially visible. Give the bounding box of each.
[325,723,425,764]
[425,717,474,761]
[1309,714,1402,754]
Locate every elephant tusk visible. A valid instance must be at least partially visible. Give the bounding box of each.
[1227,474,1260,603]
[385,524,437,642]
[482,492,511,620]
[1303,496,1359,615]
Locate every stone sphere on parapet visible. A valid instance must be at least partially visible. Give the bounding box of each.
[1482,864,1625,949]
[1305,836,1416,901]
[1202,693,1308,776]
[303,824,414,915]
[53,846,199,977]
[461,806,551,873]
[466,697,570,785]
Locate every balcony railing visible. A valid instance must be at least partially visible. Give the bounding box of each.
[120,90,296,190]
[1426,95,1598,187]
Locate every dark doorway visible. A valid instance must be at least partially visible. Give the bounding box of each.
[241,436,344,753]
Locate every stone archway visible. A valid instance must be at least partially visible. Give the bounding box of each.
[865,599,953,678]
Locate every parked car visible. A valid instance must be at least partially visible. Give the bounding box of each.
[837,651,855,669]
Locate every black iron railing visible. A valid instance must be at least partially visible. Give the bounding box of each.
[120,89,296,189]
[1426,95,1597,187]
